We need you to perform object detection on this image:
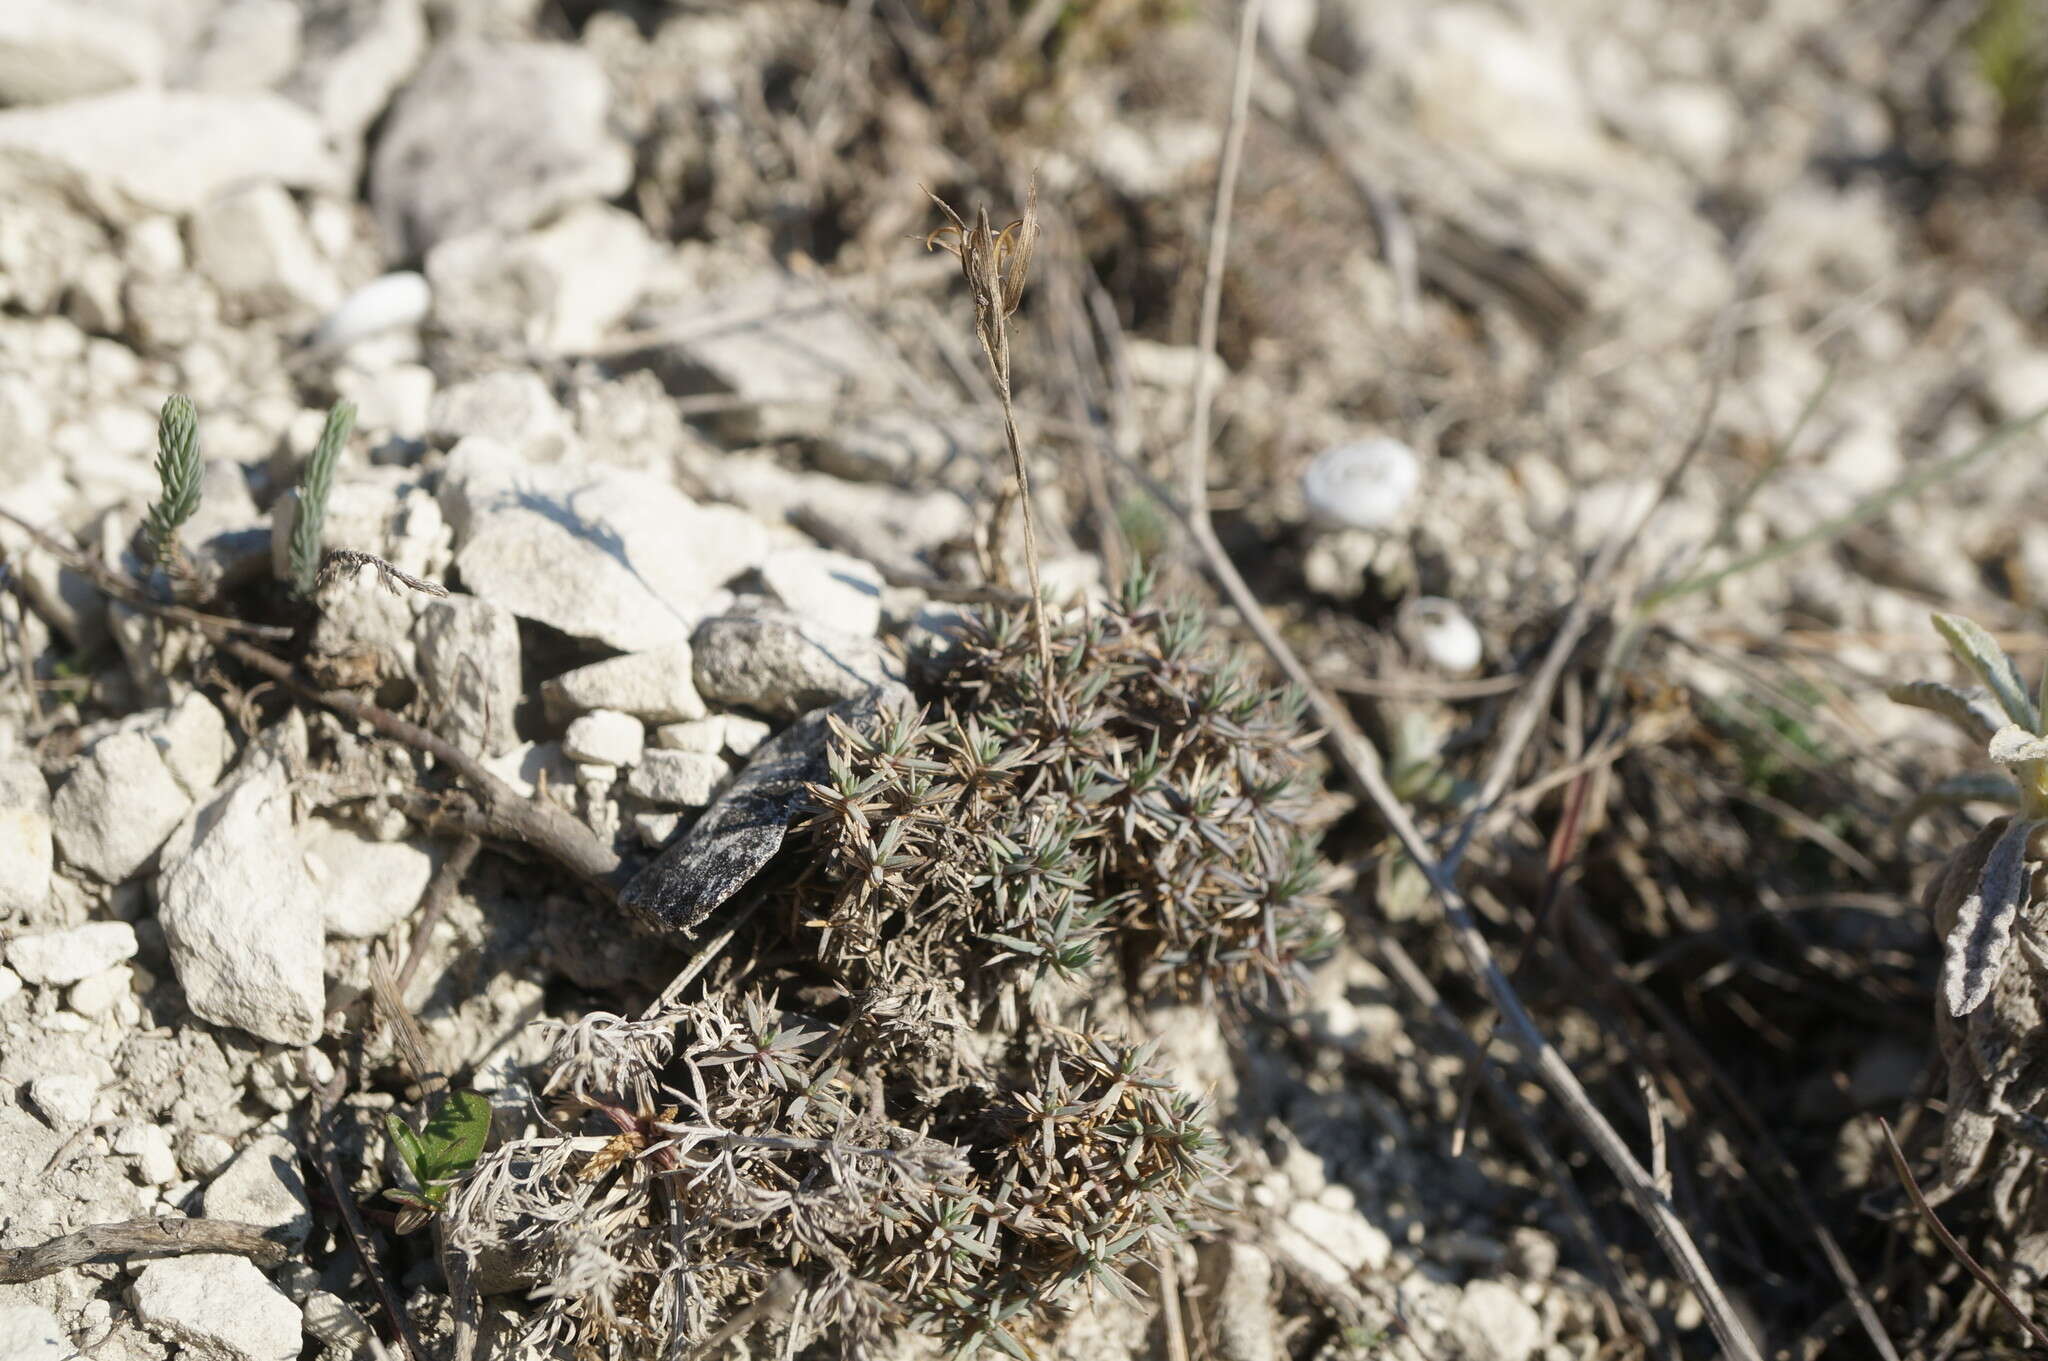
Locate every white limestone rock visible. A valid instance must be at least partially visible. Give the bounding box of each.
[131,1254,303,1361]
[0,1303,74,1361]
[204,1133,312,1247]
[691,613,901,718]
[759,546,884,637]
[5,921,137,986]
[157,766,325,1046]
[369,38,631,256]
[542,643,705,726]
[563,710,644,768]
[0,750,52,914]
[0,90,342,221]
[627,750,728,808]
[413,594,522,757]
[301,819,434,939]
[51,730,191,883]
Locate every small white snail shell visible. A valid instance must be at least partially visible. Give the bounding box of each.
[1301,438,1421,531]
[1400,596,1483,675]
[312,271,431,350]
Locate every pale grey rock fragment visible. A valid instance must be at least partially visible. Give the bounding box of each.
[563,710,644,768]
[26,1072,96,1125]
[426,202,653,353]
[626,749,727,808]
[301,819,433,939]
[691,613,901,718]
[189,182,341,320]
[1451,1280,1546,1361]
[369,38,631,256]
[0,750,52,913]
[143,691,236,799]
[131,1254,303,1361]
[183,0,303,93]
[653,717,724,754]
[452,467,766,652]
[51,730,191,883]
[759,546,883,637]
[427,369,570,455]
[0,1302,74,1361]
[1198,1242,1280,1361]
[114,1121,179,1185]
[414,594,521,757]
[285,0,427,147]
[204,1133,313,1246]
[157,766,325,1045]
[542,644,704,726]
[0,4,161,105]
[0,90,342,219]
[6,921,136,986]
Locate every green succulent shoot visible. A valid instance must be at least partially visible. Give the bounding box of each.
[142,394,203,566]
[1890,611,2048,1016]
[383,1089,491,1232]
[289,400,356,597]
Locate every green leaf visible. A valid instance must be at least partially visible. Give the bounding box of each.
[143,394,203,565]
[290,400,356,596]
[416,1089,492,1181]
[384,1113,428,1184]
[1933,613,2039,732]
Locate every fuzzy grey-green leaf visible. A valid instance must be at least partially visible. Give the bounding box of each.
[1933,612,2039,732]
[1887,680,2006,745]
[1942,815,2040,1016]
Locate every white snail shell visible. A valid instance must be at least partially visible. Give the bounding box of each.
[312,271,431,350]
[1400,596,1483,675]
[1301,438,1421,531]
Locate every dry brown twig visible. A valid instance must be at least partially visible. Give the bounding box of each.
[1878,1117,2048,1350]
[924,178,1054,678]
[1176,5,1764,1359]
[0,1218,289,1283]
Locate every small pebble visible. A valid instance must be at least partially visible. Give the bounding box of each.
[634,811,681,848]
[114,1123,180,1186]
[563,710,644,767]
[1400,597,1484,675]
[27,1073,98,1126]
[6,921,139,986]
[68,965,132,1019]
[628,750,729,807]
[721,714,772,757]
[654,717,725,754]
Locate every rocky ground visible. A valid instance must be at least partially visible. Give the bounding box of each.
[5,0,2048,1358]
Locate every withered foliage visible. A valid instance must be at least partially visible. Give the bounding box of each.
[447,577,1332,1358]
[798,565,1335,1022]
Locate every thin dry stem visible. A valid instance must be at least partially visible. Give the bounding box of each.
[925,181,1054,679]
[1176,7,1763,1359]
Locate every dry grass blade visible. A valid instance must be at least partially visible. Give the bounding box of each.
[1878,1117,2048,1350]
[1176,6,1762,1358]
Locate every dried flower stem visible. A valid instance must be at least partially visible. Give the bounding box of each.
[926,182,1053,678]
